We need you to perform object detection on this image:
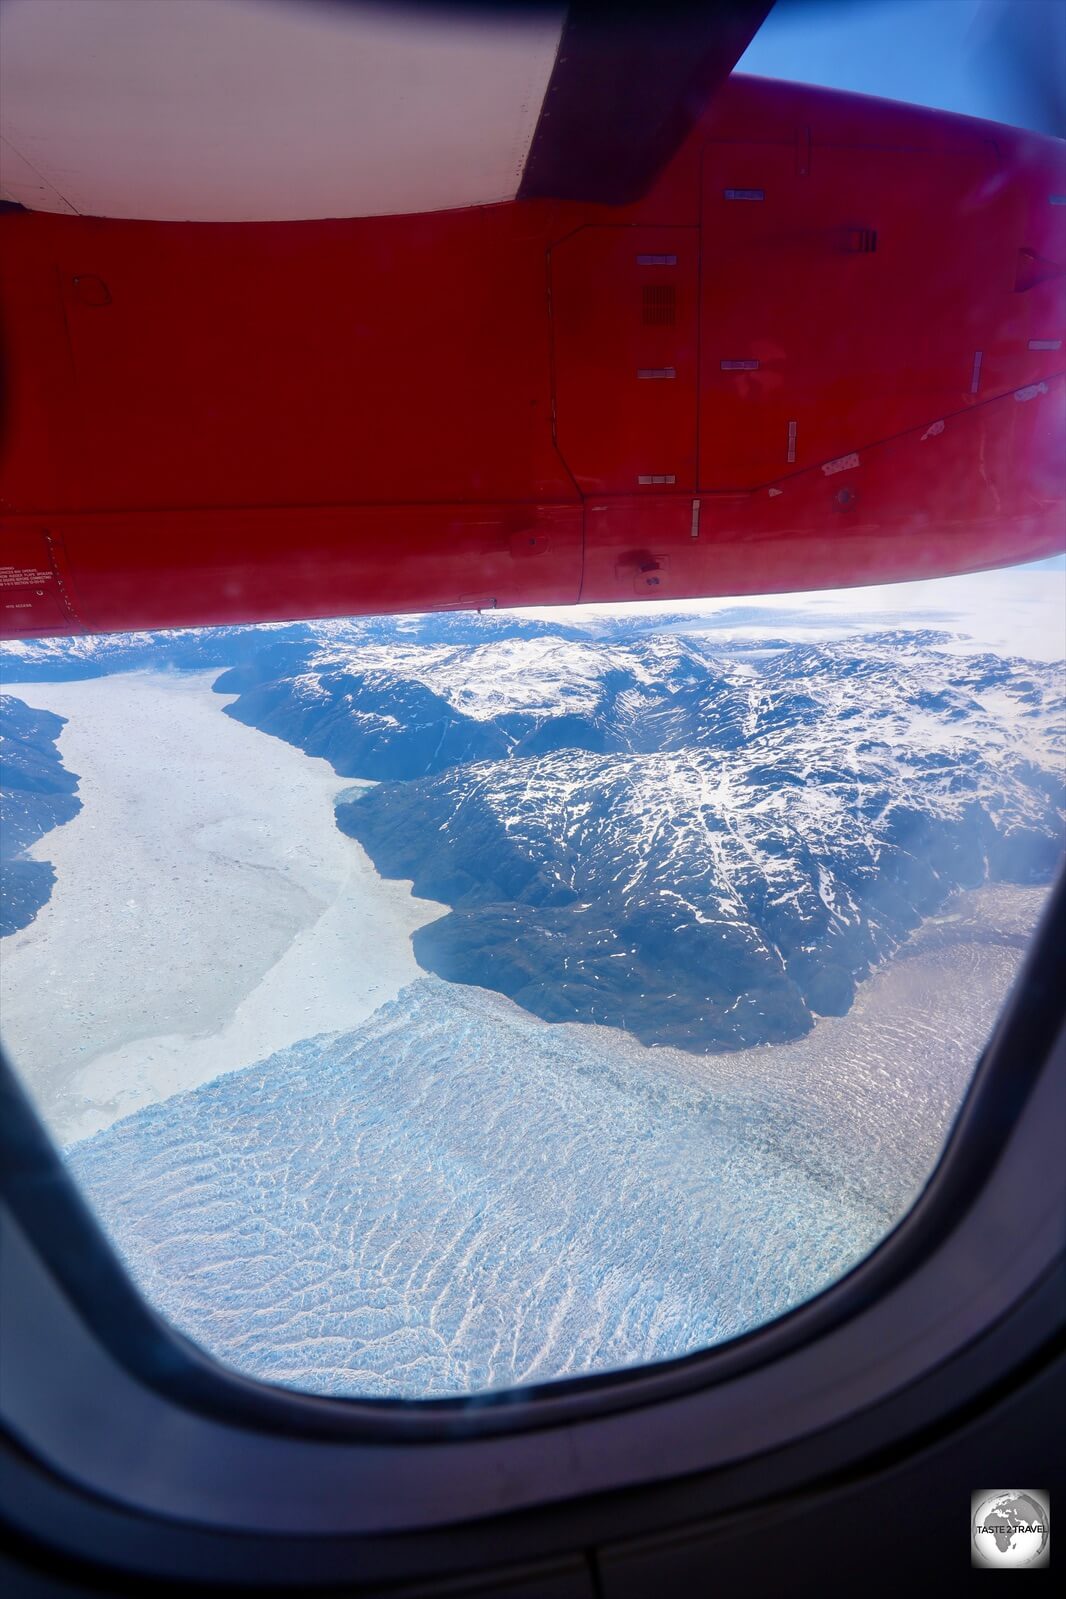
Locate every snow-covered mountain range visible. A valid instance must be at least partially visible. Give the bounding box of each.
[0,608,722,683]
[291,630,1061,1050]
[2,619,1062,1049]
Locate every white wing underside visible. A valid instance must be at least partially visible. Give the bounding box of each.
[0,0,565,221]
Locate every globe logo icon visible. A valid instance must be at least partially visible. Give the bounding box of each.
[972,1490,1050,1568]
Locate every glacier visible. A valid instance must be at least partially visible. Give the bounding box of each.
[65,895,1032,1401]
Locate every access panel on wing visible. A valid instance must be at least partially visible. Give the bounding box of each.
[550,227,699,494]
[698,133,1016,489]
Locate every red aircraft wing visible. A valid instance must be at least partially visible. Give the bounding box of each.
[0,4,1062,637]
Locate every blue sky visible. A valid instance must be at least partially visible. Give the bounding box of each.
[738,0,1064,134]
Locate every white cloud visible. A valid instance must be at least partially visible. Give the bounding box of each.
[512,559,1066,660]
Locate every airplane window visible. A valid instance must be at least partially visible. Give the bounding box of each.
[2,560,1062,1400]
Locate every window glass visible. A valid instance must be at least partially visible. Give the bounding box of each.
[2,563,1062,1397]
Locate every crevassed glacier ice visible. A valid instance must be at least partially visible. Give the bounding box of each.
[64,926,1022,1400]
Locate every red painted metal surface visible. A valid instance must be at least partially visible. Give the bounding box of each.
[551,226,700,493]
[1,76,1063,638]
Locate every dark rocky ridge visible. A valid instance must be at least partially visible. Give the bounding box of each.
[0,696,81,935]
[220,667,512,780]
[218,634,753,780]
